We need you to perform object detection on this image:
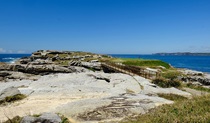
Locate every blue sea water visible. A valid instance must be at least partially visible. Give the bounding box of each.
[0,54,31,63]
[110,54,210,73]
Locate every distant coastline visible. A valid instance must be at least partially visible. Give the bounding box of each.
[154,52,210,56]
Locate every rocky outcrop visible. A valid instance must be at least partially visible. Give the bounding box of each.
[181,76,210,85]
[0,71,191,122]
[179,69,210,86]
[0,50,105,81]
[21,112,62,123]
[81,62,102,71]
[69,60,102,71]
[0,71,40,82]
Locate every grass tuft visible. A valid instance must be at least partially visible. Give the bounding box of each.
[152,78,181,88]
[157,93,188,102]
[184,83,210,93]
[121,95,210,123]
[0,94,26,105]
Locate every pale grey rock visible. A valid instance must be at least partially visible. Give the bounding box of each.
[20,116,37,123]
[0,72,191,122]
[30,59,53,65]
[21,113,61,123]
[81,62,101,70]
[39,112,62,122]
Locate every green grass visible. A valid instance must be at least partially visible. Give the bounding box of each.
[157,93,188,102]
[161,70,183,80]
[183,83,210,93]
[121,59,171,69]
[121,94,210,123]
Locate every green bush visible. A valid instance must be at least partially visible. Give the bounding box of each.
[152,78,181,88]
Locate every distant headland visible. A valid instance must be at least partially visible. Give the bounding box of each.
[154,52,210,56]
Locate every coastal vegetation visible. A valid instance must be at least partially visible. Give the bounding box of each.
[122,59,171,69]
[183,83,210,93]
[152,78,181,88]
[122,94,210,123]
[1,50,210,123]
[0,94,26,105]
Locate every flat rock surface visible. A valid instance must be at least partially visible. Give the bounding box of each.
[0,71,191,122]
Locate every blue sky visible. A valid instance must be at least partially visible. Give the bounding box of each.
[0,0,210,54]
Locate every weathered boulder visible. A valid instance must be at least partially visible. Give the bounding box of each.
[0,86,21,102]
[181,76,210,85]
[18,57,32,64]
[20,116,37,123]
[69,60,81,66]
[30,59,53,65]
[21,113,62,123]
[0,63,11,71]
[81,62,102,71]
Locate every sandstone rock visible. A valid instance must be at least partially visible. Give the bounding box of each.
[30,59,53,65]
[81,62,101,71]
[0,86,21,102]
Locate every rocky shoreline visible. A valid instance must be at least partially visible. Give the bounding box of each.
[0,50,209,122]
[178,69,210,87]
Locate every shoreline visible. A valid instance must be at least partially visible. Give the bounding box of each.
[0,50,209,122]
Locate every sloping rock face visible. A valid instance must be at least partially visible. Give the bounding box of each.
[0,71,191,122]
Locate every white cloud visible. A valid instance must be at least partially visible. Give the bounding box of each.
[0,48,6,53]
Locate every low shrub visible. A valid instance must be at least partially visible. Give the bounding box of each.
[162,70,182,80]
[152,78,181,88]
[0,94,26,105]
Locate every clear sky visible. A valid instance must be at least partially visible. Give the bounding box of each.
[0,0,210,54]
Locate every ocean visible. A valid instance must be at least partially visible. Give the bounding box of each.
[0,54,31,63]
[0,54,210,73]
[110,54,210,73]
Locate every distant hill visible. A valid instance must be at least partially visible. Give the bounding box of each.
[154,52,210,56]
